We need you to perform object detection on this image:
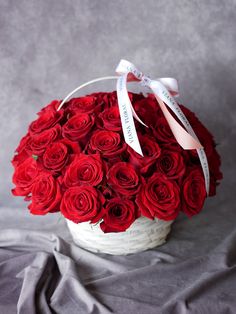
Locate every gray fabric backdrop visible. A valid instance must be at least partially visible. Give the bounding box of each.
[0,1,236,313]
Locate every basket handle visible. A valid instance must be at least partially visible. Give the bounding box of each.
[57,76,119,111]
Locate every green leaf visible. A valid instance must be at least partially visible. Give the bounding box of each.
[32,154,38,160]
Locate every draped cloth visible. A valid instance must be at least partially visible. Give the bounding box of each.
[0,206,235,314]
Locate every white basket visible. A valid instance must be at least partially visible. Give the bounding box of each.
[66,216,174,255]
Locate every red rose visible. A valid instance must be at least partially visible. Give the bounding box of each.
[133,94,159,127]
[136,173,180,220]
[42,138,81,173]
[88,130,126,158]
[182,168,206,217]
[15,133,30,153]
[128,134,161,174]
[62,113,95,142]
[92,91,118,110]
[12,150,30,169]
[156,149,185,179]
[97,106,122,131]
[12,157,39,197]
[60,185,105,223]
[12,133,31,168]
[37,100,61,115]
[100,197,139,233]
[107,162,140,197]
[90,91,136,110]
[26,124,61,156]
[151,117,177,145]
[29,108,64,134]
[67,96,99,115]
[104,91,119,108]
[28,173,61,214]
[63,153,104,188]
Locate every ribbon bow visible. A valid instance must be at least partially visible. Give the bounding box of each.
[115,59,209,195]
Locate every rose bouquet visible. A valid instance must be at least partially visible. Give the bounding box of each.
[11,60,222,254]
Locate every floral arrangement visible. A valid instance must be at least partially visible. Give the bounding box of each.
[11,91,222,233]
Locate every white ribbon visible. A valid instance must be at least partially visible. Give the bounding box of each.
[115,59,210,195]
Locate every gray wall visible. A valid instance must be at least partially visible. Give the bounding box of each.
[0,0,235,208]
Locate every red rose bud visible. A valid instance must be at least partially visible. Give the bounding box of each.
[100,198,139,233]
[107,162,140,197]
[26,124,61,156]
[63,153,104,188]
[42,139,81,173]
[156,149,186,180]
[62,113,95,143]
[12,157,39,197]
[133,95,159,127]
[97,106,122,131]
[37,100,62,115]
[88,130,127,158]
[136,173,180,221]
[29,108,64,134]
[67,96,98,115]
[28,173,61,215]
[90,91,119,111]
[60,186,105,224]
[182,168,206,217]
[151,117,177,145]
[15,133,30,154]
[128,133,161,174]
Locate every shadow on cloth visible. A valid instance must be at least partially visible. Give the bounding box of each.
[0,227,236,314]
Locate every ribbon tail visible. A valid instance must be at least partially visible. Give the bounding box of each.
[151,80,209,194]
[156,96,209,194]
[116,75,143,156]
[156,96,203,150]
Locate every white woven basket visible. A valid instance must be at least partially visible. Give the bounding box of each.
[60,76,174,255]
[66,216,174,255]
